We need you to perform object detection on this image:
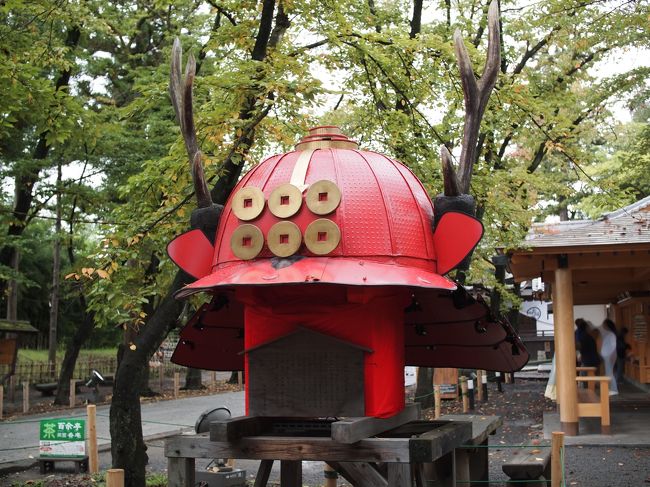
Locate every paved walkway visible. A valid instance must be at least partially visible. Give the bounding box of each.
[0,390,245,468]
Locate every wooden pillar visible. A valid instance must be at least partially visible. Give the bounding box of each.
[551,431,565,487]
[168,458,194,487]
[87,405,99,473]
[0,384,3,420]
[434,385,441,419]
[69,379,76,408]
[173,372,180,398]
[554,266,579,435]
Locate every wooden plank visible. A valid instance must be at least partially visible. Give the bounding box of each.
[280,460,301,487]
[439,415,502,445]
[409,422,472,463]
[254,459,273,487]
[167,457,194,487]
[387,463,413,487]
[502,448,551,480]
[166,434,411,462]
[210,416,266,442]
[331,403,421,444]
[328,462,388,487]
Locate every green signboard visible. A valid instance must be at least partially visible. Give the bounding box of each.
[39,419,86,457]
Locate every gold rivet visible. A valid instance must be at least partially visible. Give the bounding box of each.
[230,224,264,260]
[267,221,302,257]
[306,180,342,215]
[268,183,302,218]
[231,187,265,221]
[304,219,341,255]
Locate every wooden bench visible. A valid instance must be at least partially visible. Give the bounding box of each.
[502,446,551,487]
[34,380,85,396]
[575,366,597,391]
[575,375,611,434]
[38,455,88,474]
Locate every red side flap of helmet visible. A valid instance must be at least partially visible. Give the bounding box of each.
[167,229,214,279]
[433,211,484,275]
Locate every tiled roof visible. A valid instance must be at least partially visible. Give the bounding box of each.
[525,195,650,248]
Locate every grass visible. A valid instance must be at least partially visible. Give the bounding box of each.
[17,348,117,363]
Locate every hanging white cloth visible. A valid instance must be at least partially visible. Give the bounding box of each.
[598,326,619,395]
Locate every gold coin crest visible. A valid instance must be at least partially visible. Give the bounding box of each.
[268,183,303,218]
[230,224,264,260]
[232,187,265,221]
[304,219,341,255]
[267,221,302,257]
[305,180,342,215]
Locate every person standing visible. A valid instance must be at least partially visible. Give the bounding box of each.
[599,319,619,395]
[575,318,600,368]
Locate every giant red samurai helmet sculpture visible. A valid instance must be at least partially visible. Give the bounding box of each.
[167,1,527,419]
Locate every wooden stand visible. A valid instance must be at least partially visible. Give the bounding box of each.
[38,456,88,474]
[166,415,502,487]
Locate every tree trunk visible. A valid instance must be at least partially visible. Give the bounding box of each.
[184,368,203,389]
[54,298,95,405]
[48,162,62,378]
[110,271,187,486]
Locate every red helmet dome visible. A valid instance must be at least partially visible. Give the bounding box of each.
[172,126,483,297]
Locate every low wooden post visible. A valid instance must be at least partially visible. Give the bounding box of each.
[8,375,15,402]
[237,371,243,390]
[159,361,164,392]
[551,431,565,487]
[476,370,483,402]
[323,463,338,487]
[467,377,475,410]
[107,468,125,487]
[69,379,76,408]
[173,372,180,398]
[87,404,99,473]
[496,372,503,392]
[434,385,441,419]
[22,382,29,413]
[460,376,469,413]
[210,371,217,387]
[0,384,4,420]
[481,370,488,402]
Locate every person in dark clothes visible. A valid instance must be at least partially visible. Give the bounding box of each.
[575,318,599,368]
[614,324,630,383]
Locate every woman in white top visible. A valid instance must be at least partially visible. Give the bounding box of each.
[599,319,619,395]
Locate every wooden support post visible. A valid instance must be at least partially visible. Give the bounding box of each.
[87,405,99,474]
[280,460,302,487]
[69,378,76,408]
[106,468,125,487]
[173,372,180,399]
[22,382,29,413]
[476,370,483,402]
[496,372,503,392]
[159,360,164,392]
[237,371,243,390]
[387,463,413,487]
[0,384,3,420]
[551,431,565,487]
[460,377,469,413]
[254,460,273,487]
[210,371,217,387]
[434,385,441,419]
[324,463,338,487]
[168,458,194,487]
[555,266,579,435]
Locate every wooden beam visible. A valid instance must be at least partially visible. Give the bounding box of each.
[210,416,265,442]
[331,403,420,444]
[387,463,413,487]
[280,461,301,487]
[408,421,471,463]
[166,434,412,462]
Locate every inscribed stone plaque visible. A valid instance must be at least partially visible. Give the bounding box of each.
[247,329,367,417]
